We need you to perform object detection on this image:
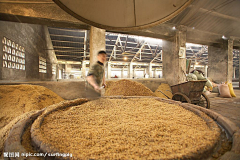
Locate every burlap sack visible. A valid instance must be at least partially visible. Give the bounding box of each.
[193,70,205,80]
[186,73,198,81]
[218,84,231,98]
[227,82,236,97]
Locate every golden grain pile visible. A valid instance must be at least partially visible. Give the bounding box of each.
[154,83,173,99]
[105,79,154,96]
[0,85,64,129]
[39,98,220,159]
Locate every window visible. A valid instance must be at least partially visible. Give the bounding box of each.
[2,37,25,70]
[52,65,56,75]
[39,57,47,73]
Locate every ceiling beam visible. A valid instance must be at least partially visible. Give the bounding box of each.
[109,35,120,62]
[53,46,84,49]
[131,42,146,62]
[54,50,84,53]
[151,50,162,63]
[48,27,86,33]
[84,30,87,59]
[50,34,84,39]
[118,37,124,52]
[51,40,84,44]
[147,43,154,56]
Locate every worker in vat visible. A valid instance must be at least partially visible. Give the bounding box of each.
[86,50,107,98]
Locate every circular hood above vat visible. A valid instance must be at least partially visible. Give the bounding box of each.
[53,0,192,31]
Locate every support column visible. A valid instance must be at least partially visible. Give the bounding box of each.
[107,62,111,79]
[90,26,105,67]
[204,65,208,78]
[129,63,133,78]
[133,68,136,78]
[162,25,187,85]
[149,63,153,78]
[121,68,124,78]
[154,69,157,78]
[81,61,86,79]
[208,39,233,83]
[227,39,233,82]
[145,67,149,77]
[144,68,148,78]
[233,67,236,79]
[65,64,72,79]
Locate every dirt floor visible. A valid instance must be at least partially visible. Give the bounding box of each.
[209,88,240,128]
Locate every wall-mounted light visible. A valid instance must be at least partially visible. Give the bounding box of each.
[222,35,228,40]
[172,26,176,30]
[124,57,127,60]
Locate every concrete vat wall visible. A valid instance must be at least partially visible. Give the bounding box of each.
[0,78,167,100]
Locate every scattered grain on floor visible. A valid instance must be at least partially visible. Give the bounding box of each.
[104,79,154,96]
[38,98,220,159]
[154,83,173,99]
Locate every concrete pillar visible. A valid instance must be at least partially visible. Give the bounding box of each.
[208,39,233,83]
[65,64,72,79]
[145,67,149,76]
[233,67,236,79]
[227,39,233,82]
[129,63,133,78]
[121,68,124,78]
[162,25,187,85]
[204,65,208,78]
[57,64,63,79]
[133,68,136,78]
[65,64,71,72]
[107,62,111,79]
[81,61,86,79]
[149,63,153,78]
[154,69,157,78]
[90,26,105,67]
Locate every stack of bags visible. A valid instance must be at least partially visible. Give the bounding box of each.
[218,82,236,98]
[187,70,236,98]
[186,70,213,91]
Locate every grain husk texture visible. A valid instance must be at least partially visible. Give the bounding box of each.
[0,111,38,157]
[0,85,64,129]
[35,98,220,159]
[0,84,64,157]
[154,83,173,99]
[105,79,154,96]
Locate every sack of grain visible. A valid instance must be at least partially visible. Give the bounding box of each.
[218,84,232,98]
[227,82,236,97]
[186,73,198,81]
[205,78,213,89]
[193,70,205,80]
[192,71,212,90]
